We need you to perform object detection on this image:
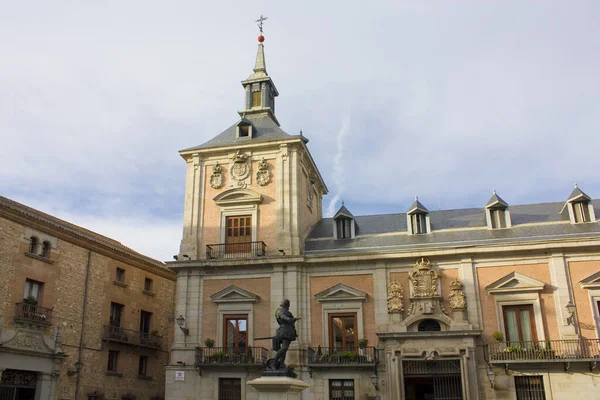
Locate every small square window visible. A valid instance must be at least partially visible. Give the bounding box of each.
[144,278,153,292]
[116,268,125,283]
[138,355,148,376]
[411,213,427,234]
[219,378,241,400]
[107,351,119,372]
[573,201,590,223]
[490,208,507,229]
[515,376,546,400]
[329,379,355,400]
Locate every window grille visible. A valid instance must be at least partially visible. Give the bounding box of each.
[515,376,546,400]
[218,378,241,400]
[418,319,441,332]
[329,379,355,400]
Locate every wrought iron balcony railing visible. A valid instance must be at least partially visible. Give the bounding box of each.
[195,346,268,367]
[102,325,163,349]
[14,302,52,326]
[205,241,266,260]
[488,339,600,363]
[308,347,377,366]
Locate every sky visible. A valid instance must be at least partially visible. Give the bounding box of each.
[1,1,599,262]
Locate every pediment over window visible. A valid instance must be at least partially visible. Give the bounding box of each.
[580,271,600,290]
[210,285,259,303]
[486,272,545,294]
[315,283,367,303]
[213,188,263,206]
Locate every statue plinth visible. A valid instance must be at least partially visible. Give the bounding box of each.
[247,376,309,400]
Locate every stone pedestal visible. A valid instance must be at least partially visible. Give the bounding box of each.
[247,376,309,400]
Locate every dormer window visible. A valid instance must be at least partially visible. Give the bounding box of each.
[485,191,511,229]
[564,184,596,224]
[407,197,430,235]
[236,118,253,139]
[573,201,590,223]
[332,203,356,239]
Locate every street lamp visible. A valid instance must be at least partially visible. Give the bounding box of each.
[67,360,84,377]
[176,315,189,335]
[487,366,496,389]
[566,301,576,325]
[370,371,379,391]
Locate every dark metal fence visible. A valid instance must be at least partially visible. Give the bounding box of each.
[195,347,268,366]
[488,339,600,362]
[308,347,377,366]
[515,376,547,400]
[206,241,266,260]
[102,325,162,349]
[14,302,52,325]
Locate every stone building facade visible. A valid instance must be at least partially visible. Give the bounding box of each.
[0,196,176,400]
[166,37,600,400]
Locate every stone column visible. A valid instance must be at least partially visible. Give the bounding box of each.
[36,372,57,400]
[373,265,389,332]
[549,252,578,339]
[458,257,479,328]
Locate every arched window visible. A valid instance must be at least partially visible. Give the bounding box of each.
[29,236,39,254]
[418,319,441,332]
[41,241,51,258]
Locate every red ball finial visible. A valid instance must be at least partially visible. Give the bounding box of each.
[258,35,265,43]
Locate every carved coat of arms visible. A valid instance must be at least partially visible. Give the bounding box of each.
[230,150,251,183]
[448,279,467,310]
[210,163,223,189]
[408,258,439,298]
[256,158,270,186]
[387,281,404,313]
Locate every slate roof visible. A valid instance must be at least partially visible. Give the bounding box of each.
[305,200,600,254]
[333,204,354,219]
[407,198,429,214]
[0,196,167,269]
[181,113,303,152]
[486,191,508,208]
[568,186,591,202]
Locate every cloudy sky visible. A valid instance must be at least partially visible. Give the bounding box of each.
[1,1,599,262]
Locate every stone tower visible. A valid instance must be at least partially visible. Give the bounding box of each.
[177,38,328,260]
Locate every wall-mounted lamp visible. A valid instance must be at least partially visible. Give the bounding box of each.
[176,315,189,335]
[487,366,496,389]
[566,301,577,325]
[370,371,379,391]
[67,360,84,377]
[173,255,178,260]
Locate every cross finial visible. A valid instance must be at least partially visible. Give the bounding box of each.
[574,182,578,188]
[256,14,268,34]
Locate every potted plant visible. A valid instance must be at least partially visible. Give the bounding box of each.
[23,296,38,306]
[204,338,215,348]
[491,331,504,342]
[358,338,369,356]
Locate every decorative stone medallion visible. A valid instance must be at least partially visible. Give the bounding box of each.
[256,158,270,186]
[210,163,223,189]
[448,279,467,310]
[387,281,404,313]
[408,257,440,298]
[230,151,250,181]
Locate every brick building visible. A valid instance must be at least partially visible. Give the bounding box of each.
[0,196,176,400]
[166,35,600,399]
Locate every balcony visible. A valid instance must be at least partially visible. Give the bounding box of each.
[14,302,52,327]
[308,347,378,368]
[195,347,268,368]
[102,325,163,349]
[206,241,266,260]
[488,339,600,370]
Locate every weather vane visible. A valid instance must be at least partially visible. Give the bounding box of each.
[256,14,268,34]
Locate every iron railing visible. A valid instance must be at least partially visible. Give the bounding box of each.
[14,302,52,325]
[195,346,268,367]
[102,325,162,349]
[488,339,600,363]
[308,347,377,366]
[206,241,266,260]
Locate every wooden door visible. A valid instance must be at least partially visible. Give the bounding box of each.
[225,215,252,253]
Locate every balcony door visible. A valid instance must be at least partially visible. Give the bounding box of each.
[225,215,252,254]
[329,313,357,350]
[224,315,247,352]
[503,305,537,345]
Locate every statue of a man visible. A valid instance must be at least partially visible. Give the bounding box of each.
[273,299,301,370]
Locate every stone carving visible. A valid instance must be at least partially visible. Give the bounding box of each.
[10,330,46,351]
[0,370,37,387]
[307,183,314,211]
[408,258,439,297]
[448,279,467,310]
[230,150,251,182]
[256,158,270,186]
[54,324,64,354]
[387,281,404,313]
[209,163,223,189]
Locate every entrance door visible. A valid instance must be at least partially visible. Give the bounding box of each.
[403,360,463,400]
[0,370,37,400]
[225,215,252,255]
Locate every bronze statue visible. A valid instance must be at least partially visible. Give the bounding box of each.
[263,299,301,377]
